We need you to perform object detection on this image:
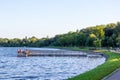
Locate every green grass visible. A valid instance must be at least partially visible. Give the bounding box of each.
[68,51,120,80]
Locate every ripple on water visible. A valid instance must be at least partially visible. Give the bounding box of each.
[10,75,39,79]
[0,47,105,80]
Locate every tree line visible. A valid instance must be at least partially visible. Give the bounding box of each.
[0,22,120,48]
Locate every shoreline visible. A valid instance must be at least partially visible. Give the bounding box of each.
[67,49,120,80]
[46,47,120,80]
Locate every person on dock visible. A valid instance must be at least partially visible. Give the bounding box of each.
[17,49,31,57]
[17,49,22,53]
[24,49,29,57]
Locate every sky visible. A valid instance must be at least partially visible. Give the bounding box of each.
[0,0,120,39]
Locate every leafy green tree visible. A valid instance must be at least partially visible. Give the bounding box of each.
[0,38,9,46]
[116,34,120,47]
[93,39,101,47]
[0,21,119,48]
[104,23,116,37]
[115,22,120,34]
[86,33,97,47]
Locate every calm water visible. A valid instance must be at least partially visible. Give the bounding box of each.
[0,47,105,80]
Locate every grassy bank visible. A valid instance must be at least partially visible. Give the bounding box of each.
[68,51,120,80]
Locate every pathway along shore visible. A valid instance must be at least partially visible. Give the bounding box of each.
[103,68,120,80]
[103,51,120,80]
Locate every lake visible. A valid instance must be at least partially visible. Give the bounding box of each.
[0,47,105,80]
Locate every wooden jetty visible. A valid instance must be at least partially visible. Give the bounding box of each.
[17,49,103,57]
[17,50,87,57]
[17,53,87,57]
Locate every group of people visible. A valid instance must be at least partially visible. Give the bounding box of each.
[17,49,31,57]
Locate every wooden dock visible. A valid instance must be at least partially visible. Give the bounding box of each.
[17,50,87,57]
[17,50,103,57]
[17,53,87,57]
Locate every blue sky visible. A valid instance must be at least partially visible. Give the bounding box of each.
[0,0,120,38]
